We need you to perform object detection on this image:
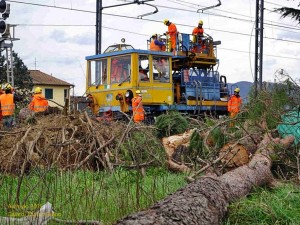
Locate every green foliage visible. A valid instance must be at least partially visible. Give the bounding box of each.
[189,118,227,160]
[0,51,33,90]
[155,111,188,137]
[210,127,227,149]
[224,183,300,225]
[271,144,300,180]
[245,84,292,129]
[189,130,208,159]
[204,117,216,127]
[275,6,300,24]
[119,128,166,164]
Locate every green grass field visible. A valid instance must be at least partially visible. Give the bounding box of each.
[0,167,186,224]
[1,167,299,225]
[224,183,300,225]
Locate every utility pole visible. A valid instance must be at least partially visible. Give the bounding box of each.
[254,0,264,97]
[96,0,102,55]
[96,0,155,54]
[0,0,19,87]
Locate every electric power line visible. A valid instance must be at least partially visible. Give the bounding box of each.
[7,0,300,31]
[12,20,300,61]
[16,24,94,27]
[220,47,300,61]
[6,0,95,13]
[14,14,300,44]
[7,1,300,46]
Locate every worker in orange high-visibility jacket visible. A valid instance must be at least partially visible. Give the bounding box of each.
[0,84,15,128]
[192,20,206,53]
[28,87,49,112]
[0,87,3,124]
[192,20,204,37]
[163,19,178,53]
[150,34,165,51]
[132,90,145,123]
[228,87,242,127]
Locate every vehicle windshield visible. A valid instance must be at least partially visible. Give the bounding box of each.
[104,44,134,53]
[110,55,131,84]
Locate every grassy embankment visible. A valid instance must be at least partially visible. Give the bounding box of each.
[0,167,186,224]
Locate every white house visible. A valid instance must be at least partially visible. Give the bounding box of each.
[29,70,74,109]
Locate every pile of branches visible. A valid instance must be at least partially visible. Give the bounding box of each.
[0,112,165,175]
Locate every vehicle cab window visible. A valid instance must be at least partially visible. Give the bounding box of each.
[152,56,170,83]
[110,55,131,84]
[138,55,150,82]
[88,59,107,86]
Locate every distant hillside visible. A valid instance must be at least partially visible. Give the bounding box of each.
[228,81,253,102]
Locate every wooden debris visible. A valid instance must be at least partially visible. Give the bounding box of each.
[114,135,295,225]
[219,142,249,167]
[219,134,263,167]
[162,129,196,172]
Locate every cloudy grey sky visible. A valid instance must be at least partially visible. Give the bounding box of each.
[5,0,300,95]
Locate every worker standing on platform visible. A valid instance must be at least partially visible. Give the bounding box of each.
[150,34,165,51]
[192,20,206,53]
[163,19,178,53]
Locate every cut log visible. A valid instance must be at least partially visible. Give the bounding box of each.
[162,129,195,160]
[162,129,195,172]
[219,134,263,167]
[114,135,294,225]
[219,143,250,167]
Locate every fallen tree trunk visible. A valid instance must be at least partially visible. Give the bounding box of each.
[114,134,294,225]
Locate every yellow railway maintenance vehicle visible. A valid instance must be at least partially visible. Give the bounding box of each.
[85,33,229,122]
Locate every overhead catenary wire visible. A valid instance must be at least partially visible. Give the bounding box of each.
[13,26,299,63]
[5,0,299,55]
[10,0,300,43]
[6,1,300,54]
[264,1,291,7]
[7,0,299,95]
[7,0,300,31]
[14,20,300,44]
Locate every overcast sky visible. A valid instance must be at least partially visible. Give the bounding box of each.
[5,0,300,95]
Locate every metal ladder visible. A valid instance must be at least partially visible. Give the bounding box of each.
[4,41,13,86]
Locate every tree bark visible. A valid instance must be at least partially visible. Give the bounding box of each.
[114,135,294,225]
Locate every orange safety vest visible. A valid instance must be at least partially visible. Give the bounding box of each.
[0,92,3,120]
[167,23,178,49]
[192,27,205,53]
[0,93,15,116]
[150,40,162,51]
[132,96,145,123]
[29,94,49,112]
[228,95,242,113]
[192,27,204,37]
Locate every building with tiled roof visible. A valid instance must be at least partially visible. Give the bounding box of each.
[29,70,74,109]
